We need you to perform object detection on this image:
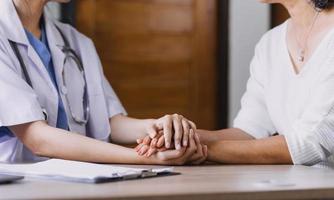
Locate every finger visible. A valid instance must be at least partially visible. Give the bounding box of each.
[157,135,165,148]
[191,144,207,165]
[150,138,158,148]
[173,114,183,150]
[157,147,186,161]
[157,147,168,152]
[145,147,158,157]
[194,132,201,146]
[136,144,145,154]
[156,121,163,131]
[134,143,143,152]
[147,124,158,138]
[189,134,203,162]
[182,119,190,147]
[191,156,206,165]
[143,135,151,145]
[183,130,197,157]
[188,120,197,131]
[136,138,143,144]
[191,147,207,165]
[138,145,150,156]
[163,115,173,149]
[203,145,208,159]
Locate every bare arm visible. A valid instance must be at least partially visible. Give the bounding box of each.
[109,115,155,145]
[10,121,157,164]
[198,128,292,164]
[197,128,254,144]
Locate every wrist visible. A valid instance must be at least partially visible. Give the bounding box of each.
[134,119,155,139]
[137,154,162,165]
[142,118,157,137]
[197,129,212,145]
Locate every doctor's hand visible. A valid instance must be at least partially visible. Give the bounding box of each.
[144,114,196,150]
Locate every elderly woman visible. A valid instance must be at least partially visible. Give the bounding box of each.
[138,0,334,168]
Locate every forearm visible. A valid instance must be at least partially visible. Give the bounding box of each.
[10,121,155,165]
[110,115,154,144]
[197,128,254,145]
[207,135,292,164]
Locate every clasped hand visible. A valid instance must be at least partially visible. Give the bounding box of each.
[135,114,208,165]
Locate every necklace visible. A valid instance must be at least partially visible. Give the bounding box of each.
[295,10,320,63]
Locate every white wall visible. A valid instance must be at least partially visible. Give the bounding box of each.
[228,0,270,126]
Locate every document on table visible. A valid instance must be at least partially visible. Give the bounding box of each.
[0,159,174,183]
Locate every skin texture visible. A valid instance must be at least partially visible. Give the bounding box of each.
[8,0,204,165]
[10,121,200,165]
[137,0,334,165]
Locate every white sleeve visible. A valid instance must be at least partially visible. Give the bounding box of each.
[284,67,334,165]
[79,33,127,118]
[233,44,276,139]
[86,38,127,118]
[0,41,44,127]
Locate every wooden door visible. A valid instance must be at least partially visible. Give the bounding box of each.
[271,4,290,27]
[75,0,218,129]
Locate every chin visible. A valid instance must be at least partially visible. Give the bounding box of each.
[51,0,71,3]
[258,0,280,3]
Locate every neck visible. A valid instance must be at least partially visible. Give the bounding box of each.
[13,0,47,38]
[282,0,319,29]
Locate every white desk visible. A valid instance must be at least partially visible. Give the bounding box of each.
[1,165,334,200]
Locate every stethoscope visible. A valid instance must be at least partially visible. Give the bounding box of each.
[8,25,90,125]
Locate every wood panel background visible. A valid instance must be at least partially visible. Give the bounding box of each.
[75,0,218,129]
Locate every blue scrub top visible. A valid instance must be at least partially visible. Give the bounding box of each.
[0,22,68,141]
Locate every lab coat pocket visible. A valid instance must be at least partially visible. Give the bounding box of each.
[86,93,110,141]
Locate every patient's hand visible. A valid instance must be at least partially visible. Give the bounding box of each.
[135,131,166,157]
[135,130,208,165]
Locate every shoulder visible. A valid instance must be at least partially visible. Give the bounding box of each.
[51,20,95,47]
[255,20,288,52]
[248,20,289,82]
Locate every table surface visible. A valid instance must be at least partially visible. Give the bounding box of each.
[2,164,334,200]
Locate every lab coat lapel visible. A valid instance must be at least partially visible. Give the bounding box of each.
[44,17,87,134]
[44,16,66,86]
[0,0,28,45]
[0,0,57,93]
[26,46,57,89]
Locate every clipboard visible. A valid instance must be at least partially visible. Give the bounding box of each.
[0,174,24,184]
[0,159,176,184]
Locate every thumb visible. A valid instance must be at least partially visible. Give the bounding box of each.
[158,148,186,161]
[147,125,158,138]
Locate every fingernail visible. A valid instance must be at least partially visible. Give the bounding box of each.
[176,143,181,150]
[166,142,170,148]
[183,141,187,147]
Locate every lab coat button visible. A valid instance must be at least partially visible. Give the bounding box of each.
[61,86,67,95]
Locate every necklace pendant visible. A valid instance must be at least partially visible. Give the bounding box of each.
[298,55,304,62]
[298,49,305,62]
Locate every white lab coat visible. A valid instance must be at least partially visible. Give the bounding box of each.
[0,0,127,163]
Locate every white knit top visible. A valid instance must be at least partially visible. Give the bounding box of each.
[233,20,334,168]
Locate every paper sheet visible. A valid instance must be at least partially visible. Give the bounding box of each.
[0,159,173,183]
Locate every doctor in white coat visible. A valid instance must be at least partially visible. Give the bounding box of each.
[0,0,207,165]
